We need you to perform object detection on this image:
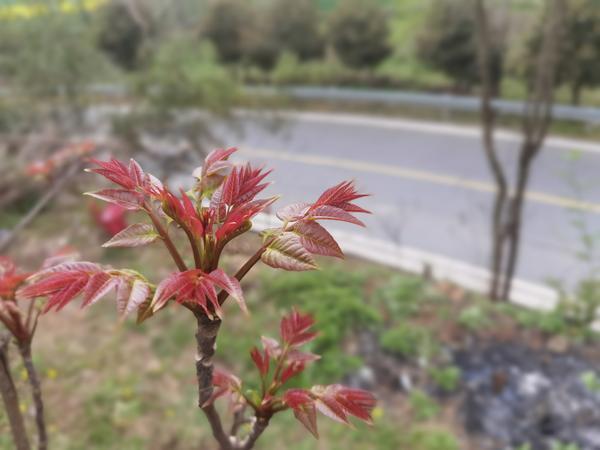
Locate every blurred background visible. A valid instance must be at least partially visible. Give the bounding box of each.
[2,0,600,449]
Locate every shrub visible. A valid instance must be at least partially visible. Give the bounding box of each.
[327,0,392,70]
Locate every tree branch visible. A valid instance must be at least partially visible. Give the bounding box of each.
[18,342,47,450]
[146,206,188,272]
[194,314,232,450]
[0,334,31,450]
[0,160,83,253]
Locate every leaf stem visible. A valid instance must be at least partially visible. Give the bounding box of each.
[145,205,188,272]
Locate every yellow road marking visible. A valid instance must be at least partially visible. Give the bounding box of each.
[240,147,600,214]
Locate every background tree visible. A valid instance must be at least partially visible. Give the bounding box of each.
[417,0,503,93]
[266,0,324,62]
[96,0,147,71]
[524,0,600,105]
[327,0,391,70]
[476,0,566,301]
[201,0,256,65]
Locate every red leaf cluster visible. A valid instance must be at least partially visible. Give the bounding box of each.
[283,384,376,438]
[151,268,245,317]
[18,262,151,316]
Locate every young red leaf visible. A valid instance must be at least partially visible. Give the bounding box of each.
[291,220,343,258]
[18,262,151,316]
[250,347,270,376]
[195,147,237,195]
[215,197,278,241]
[102,223,160,248]
[309,205,365,227]
[276,202,311,222]
[261,336,281,357]
[151,269,246,317]
[280,361,306,384]
[85,189,144,211]
[261,233,317,271]
[87,158,163,197]
[312,180,369,213]
[215,163,271,209]
[81,271,118,308]
[208,269,247,314]
[283,389,319,438]
[0,257,30,300]
[280,309,317,347]
[204,367,242,407]
[311,384,376,425]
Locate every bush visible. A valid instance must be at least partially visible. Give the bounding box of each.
[327,0,392,70]
[266,0,324,61]
[380,324,438,360]
[409,390,440,421]
[429,366,461,393]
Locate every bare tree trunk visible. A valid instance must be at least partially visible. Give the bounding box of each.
[475,0,508,301]
[18,343,47,450]
[0,336,31,450]
[476,0,565,301]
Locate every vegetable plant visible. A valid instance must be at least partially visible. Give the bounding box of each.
[17,147,375,449]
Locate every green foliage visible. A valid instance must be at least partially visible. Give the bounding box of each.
[523,0,600,104]
[380,324,438,360]
[200,0,255,65]
[0,4,110,110]
[458,304,490,331]
[96,0,146,71]
[266,0,324,61]
[327,0,391,70]
[550,443,581,450]
[416,0,503,92]
[405,428,460,450]
[376,275,426,321]
[429,366,461,393]
[137,37,237,114]
[580,370,600,394]
[260,267,381,381]
[409,389,440,421]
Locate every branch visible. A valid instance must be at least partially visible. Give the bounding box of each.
[194,314,232,450]
[239,416,270,450]
[217,242,270,306]
[0,160,83,253]
[18,342,47,450]
[146,206,188,272]
[0,334,31,450]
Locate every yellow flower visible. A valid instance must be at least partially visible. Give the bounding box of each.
[164,409,175,418]
[20,369,28,381]
[372,406,384,421]
[46,368,58,380]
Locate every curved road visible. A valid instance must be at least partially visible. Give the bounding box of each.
[212,111,600,290]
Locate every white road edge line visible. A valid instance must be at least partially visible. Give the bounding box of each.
[235,109,600,154]
[252,213,559,312]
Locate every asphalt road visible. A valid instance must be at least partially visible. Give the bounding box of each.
[210,111,600,289]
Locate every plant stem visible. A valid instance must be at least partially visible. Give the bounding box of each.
[18,342,47,450]
[146,206,188,272]
[239,416,270,450]
[0,336,31,450]
[217,243,269,306]
[194,314,232,450]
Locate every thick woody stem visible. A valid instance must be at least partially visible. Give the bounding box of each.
[0,336,31,450]
[239,416,270,450]
[18,342,47,450]
[195,314,232,450]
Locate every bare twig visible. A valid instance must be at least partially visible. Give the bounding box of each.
[0,160,83,253]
